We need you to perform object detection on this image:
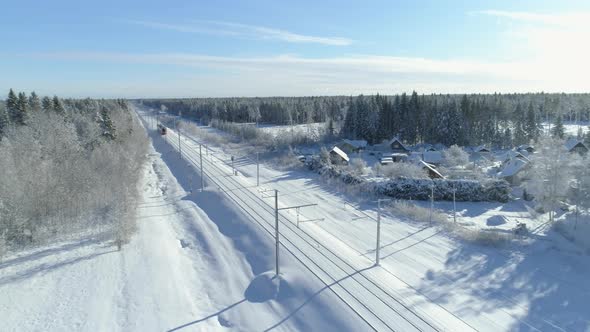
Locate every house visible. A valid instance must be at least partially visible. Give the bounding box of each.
[565,138,588,154]
[501,150,530,164]
[422,151,443,165]
[420,160,444,179]
[518,144,535,153]
[498,158,529,185]
[329,146,349,164]
[472,145,491,154]
[388,137,410,153]
[339,139,368,153]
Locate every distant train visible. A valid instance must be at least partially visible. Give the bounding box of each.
[157,124,167,135]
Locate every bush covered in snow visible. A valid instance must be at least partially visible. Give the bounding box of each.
[307,158,510,202]
[380,162,429,179]
[349,158,368,176]
[442,144,469,167]
[374,178,510,202]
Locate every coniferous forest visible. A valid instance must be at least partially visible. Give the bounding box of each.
[140,92,590,148]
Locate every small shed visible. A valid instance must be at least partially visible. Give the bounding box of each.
[388,137,410,153]
[565,139,588,154]
[339,139,368,153]
[420,161,444,179]
[329,146,350,164]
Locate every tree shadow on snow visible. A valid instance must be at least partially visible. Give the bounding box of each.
[415,238,590,331]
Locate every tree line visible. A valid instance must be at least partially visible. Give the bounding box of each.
[140,92,590,147]
[0,89,148,256]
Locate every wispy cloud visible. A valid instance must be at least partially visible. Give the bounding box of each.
[126,19,353,46]
[476,10,590,27]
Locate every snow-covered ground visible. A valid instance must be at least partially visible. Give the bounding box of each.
[154,108,590,331]
[0,115,365,331]
[258,122,326,139]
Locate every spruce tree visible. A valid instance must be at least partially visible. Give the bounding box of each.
[53,96,65,114]
[28,92,42,113]
[6,89,18,122]
[42,96,53,111]
[551,115,565,139]
[342,96,356,138]
[16,92,28,125]
[0,103,9,137]
[513,103,527,145]
[525,102,539,142]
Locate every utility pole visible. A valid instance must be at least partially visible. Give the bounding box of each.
[261,189,318,277]
[231,156,235,176]
[274,189,280,277]
[256,152,260,187]
[200,144,204,192]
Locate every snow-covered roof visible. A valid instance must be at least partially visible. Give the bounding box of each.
[472,145,491,153]
[423,151,443,164]
[502,150,530,162]
[330,146,350,162]
[388,137,409,151]
[419,160,444,179]
[498,158,528,178]
[565,138,587,152]
[518,144,534,152]
[342,139,368,149]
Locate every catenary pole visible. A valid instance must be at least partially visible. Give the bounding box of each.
[275,189,280,276]
[200,144,204,192]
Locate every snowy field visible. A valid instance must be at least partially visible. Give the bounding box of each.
[258,122,327,138]
[151,107,590,331]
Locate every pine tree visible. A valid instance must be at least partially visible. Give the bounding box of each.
[53,96,65,114]
[551,115,565,139]
[16,92,28,125]
[99,106,116,140]
[513,103,527,145]
[42,96,53,111]
[0,103,9,137]
[6,89,18,122]
[28,92,42,113]
[342,96,356,138]
[355,95,370,141]
[525,102,539,142]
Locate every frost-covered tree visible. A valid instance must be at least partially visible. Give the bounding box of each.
[319,146,330,165]
[6,89,18,122]
[349,158,367,176]
[41,96,53,112]
[443,145,469,167]
[52,95,65,114]
[551,115,565,139]
[16,92,29,125]
[28,92,42,113]
[0,104,9,137]
[525,136,571,222]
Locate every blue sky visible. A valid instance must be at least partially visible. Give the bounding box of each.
[1,0,589,98]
